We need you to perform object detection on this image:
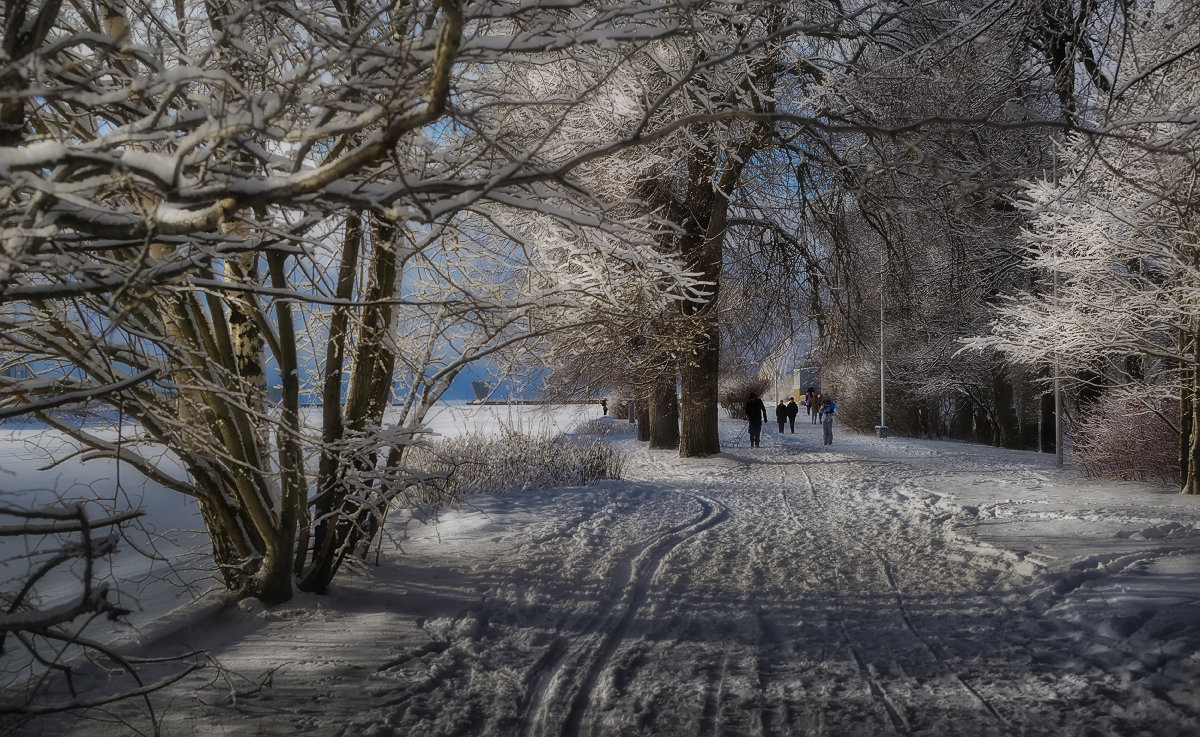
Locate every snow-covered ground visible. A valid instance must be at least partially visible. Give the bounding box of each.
[9,404,1200,736]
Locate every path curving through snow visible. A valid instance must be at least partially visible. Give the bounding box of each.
[34,412,1200,737]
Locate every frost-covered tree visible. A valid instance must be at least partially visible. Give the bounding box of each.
[0,0,702,607]
[975,0,1200,491]
[611,0,889,457]
[789,0,1132,446]
[506,1,801,457]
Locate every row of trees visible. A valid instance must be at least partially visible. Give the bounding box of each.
[543,0,1200,496]
[673,0,1200,498]
[982,0,1200,492]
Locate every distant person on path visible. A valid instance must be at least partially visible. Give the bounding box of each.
[821,397,836,445]
[745,392,767,447]
[776,400,788,433]
[805,387,816,419]
[785,397,799,433]
[811,392,821,424]
[601,398,608,415]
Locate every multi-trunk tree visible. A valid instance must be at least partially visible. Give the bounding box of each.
[0,0,701,609]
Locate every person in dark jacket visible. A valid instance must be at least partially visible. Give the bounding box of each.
[775,400,788,433]
[745,392,767,447]
[785,397,799,432]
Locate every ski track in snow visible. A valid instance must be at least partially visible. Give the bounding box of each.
[527,493,728,737]
[789,464,1006,735]
[25,415,1200,737]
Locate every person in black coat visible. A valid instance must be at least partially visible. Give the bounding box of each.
[745,392,767,447]
[775,400,788,433]
[785,397,799,432]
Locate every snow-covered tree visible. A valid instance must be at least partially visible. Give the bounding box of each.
[503,0,802,456]
[791,0,1133,446]
[975,0,1200,490]
[0,0,702,607]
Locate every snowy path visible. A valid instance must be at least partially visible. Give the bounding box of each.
[35,415,1200,737]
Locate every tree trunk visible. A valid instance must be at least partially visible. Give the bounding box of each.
[677,153,721,458]
[1184,321,1200,495]
[679,331,721,457]
[992,369,1021,449]
[649,368,680,450]
[268,250,307,587]
[1183,371,1194,493]
[677,145,748,457]
[974,405,993,445]
[224,248,297,604]
[301,217,399,594]
[636,394,651,442]
[1040,390,1056,454]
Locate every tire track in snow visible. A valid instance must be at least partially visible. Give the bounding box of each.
[520,492,728,737]
[834,469,1007,732]
[786,465,1009,735]
[755,609,788,737]
[807,457,1197,734]
[778,466,909,734]
[875,554,1010,729]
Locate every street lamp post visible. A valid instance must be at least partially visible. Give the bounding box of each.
[875,244,888,439]
[1054,267,1063,467]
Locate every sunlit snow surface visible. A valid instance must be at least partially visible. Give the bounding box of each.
[9,403,1200,736]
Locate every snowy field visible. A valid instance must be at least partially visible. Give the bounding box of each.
[7,403,1200,736]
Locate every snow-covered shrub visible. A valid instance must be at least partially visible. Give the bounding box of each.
[402,427,624,502]
[819,359,875,433]
[1071,389,1180,487]
[572,417,624,436]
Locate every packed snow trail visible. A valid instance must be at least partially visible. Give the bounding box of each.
[330,420,1197,737]
[34,412,1200,737]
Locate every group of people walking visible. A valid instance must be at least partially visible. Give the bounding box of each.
[775,396,800,433]
[744,387,836,448]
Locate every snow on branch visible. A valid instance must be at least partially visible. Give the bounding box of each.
[0,507,144,537]
[0,370,158,420]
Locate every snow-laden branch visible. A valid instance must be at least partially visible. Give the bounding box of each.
[0,370,159,420]
[0,507,144,536]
